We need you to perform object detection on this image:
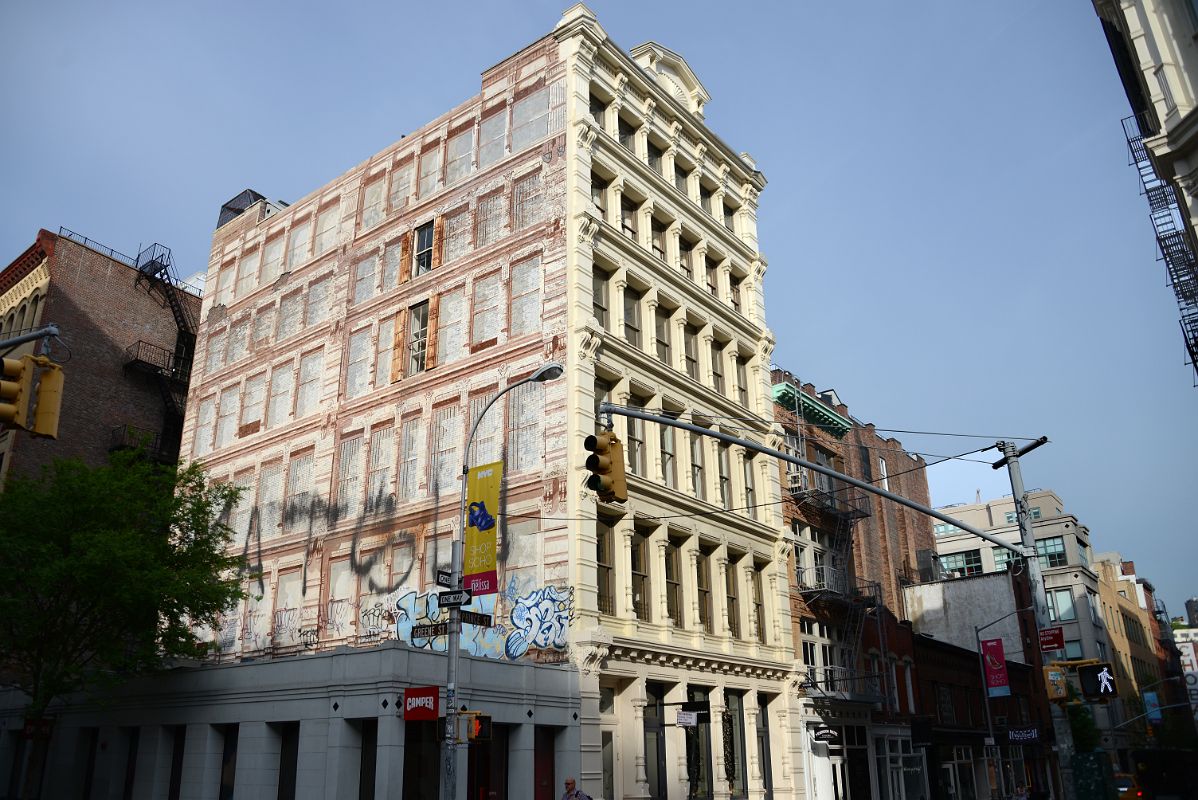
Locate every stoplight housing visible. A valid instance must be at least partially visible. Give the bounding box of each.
[468,714,492,741]
[584,430,627,503]
[1077,662,1118,702]
[0,357,32,427]
[29,359,63,439]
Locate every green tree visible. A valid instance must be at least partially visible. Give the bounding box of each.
[0,452,245,717]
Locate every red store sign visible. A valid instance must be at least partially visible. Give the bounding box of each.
[403,686,440,721]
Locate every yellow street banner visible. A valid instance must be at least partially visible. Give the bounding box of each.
[463,460,503,595]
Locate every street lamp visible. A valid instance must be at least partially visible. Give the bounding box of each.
[976,605,1033,800]
[442,361,564,800]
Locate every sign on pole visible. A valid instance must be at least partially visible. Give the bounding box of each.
[436,569,453,589]
[675,711,698,727]
[982,638,1011,698]
[1039,626,1065,652]
[464,461,503,596]
[460,610,493,627]
[412,622,450,640]
[1179,641,1198,729]
[404,686,440,721]
[438,589,473,608]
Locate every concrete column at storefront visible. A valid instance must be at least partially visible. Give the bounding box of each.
[629,679,651,799]
[180,723,223,800]
[323,718,361,799]
[294,719,328,800]
[87,726,129,799]
[40,726,88,798]
[508,722,535,799]
[233,721,278,800]
[709,689,731,800]
[744,695,765,800]
[557,718,583,795]
[130,725,174,800]
[665,683,690,799]
[374,714,404,800]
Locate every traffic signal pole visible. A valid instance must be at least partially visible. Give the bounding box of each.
[993,439,1075,800]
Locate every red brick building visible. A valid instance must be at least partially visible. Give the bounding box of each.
[0,228,200,486]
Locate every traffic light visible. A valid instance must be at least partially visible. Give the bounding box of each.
[1043,665,1069,704]
[0,356,33,427]
[29,359,63,439]
[1077,662,1118,702]
[0,356,63,439]
[584,430,627,503]
[468,714,492,741]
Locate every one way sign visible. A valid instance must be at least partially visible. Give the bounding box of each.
[438,589,473,607]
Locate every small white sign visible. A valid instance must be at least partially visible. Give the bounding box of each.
[676,711,698,727]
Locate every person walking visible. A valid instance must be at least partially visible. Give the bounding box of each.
[561,777,591,800]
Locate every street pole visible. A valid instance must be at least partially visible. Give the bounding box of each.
[993,439,1075,800]
[976,606,1033,800]
[442,362,563,800]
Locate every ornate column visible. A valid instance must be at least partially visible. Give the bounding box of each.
[613,274,628,341]
[709,687,731,800]
[631,678,652,799]
[700,326,715,389]
[652,525,670,625]
[621,525,635,621]
[743,557,758,648]
[667,220,683,273]
[744,693,765,800]
[638,197,655,252]
[609,180,625,229]
[686,545,701,635]
[716,548,730,639]
[717,258,733,305]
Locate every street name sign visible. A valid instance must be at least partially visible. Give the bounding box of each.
[460,610,493,627]
[412,623,450,639]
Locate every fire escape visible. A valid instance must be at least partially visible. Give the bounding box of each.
[773,370,883,703]
[1122,113,1198,383]
[119,242,198,462]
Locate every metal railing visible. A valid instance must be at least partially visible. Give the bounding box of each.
[57,227,136,267]
[802,665,883,699]
[787,468,871,519]
[125,340,192,380]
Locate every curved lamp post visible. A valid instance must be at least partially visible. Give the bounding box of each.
[443,361,564,800]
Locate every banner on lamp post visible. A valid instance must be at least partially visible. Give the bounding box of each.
[463,460,503,596]
[982,638,1011,698]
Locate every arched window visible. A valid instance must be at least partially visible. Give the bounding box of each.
[28,294,39,328]
[16,303,28,332]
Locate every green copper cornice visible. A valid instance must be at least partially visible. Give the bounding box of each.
[771,383,853,439]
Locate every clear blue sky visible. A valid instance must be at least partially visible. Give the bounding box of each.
[3,1,1194,615]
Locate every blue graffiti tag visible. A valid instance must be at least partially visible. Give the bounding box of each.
[504,585,574,660]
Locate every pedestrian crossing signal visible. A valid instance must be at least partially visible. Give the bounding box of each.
[1077,662,1118,702]
[468,715,492,741]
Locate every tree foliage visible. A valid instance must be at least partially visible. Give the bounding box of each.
[0,452,244,716]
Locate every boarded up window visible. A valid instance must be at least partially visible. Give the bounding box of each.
[267,363,293,427]
[313,204,340,256]
[475,192,504,247]
[216,264,234,307]
[511,81,565,152]
[345,328,372,399]
[337,434,364,519]
[436,289,465,365]
[328,559,354,637]
[194,396,216,457]
[353,256,377,305]
[261,236,284,285]
[277,292,303,340]
[215,385,240,448]
[382,242,402,291]
[445,128,474,185]
[236,250,260,298]
[471,273,502,345]
[206,329,226,373]
[305,277,331,326]
[368,426,394,510]
[230,470,255,538]
[479,111,506,168]
[509,256,541,337]
[508,381,542,472]
[389,161,414,210]
[286,219,311,269]
[361,180,385,229]
[513,172,544,230]
[418,148,440,198]
[469,392,500,466]
[274,570,303,646]
[444,208,471,263]
[241,373,266,431]
[285,452,315,529]
[432,405,461,493]
[375,317,394,388]
[295,350,323,417]
[252,306,275,344]
[399,417,425,500]
[258,461,283,540]
[226,317,250,364]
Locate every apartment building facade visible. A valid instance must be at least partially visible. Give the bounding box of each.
[0,7,801,799]
[0,228,198,486]
[932,491,1126,762]
[1092,0,1198,381]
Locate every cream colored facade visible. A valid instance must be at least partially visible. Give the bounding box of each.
[165,5,797,799]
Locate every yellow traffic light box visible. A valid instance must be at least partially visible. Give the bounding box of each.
[584,430,628,503]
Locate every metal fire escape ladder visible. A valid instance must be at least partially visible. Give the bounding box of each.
[131,243,196,442]
[1122,114,1198,382]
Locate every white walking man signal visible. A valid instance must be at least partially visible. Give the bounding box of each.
[1097,666,1114,694]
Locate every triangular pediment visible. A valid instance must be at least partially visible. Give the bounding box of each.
[630,42,710,120]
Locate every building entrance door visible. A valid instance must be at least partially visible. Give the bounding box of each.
[534,727,555,800]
